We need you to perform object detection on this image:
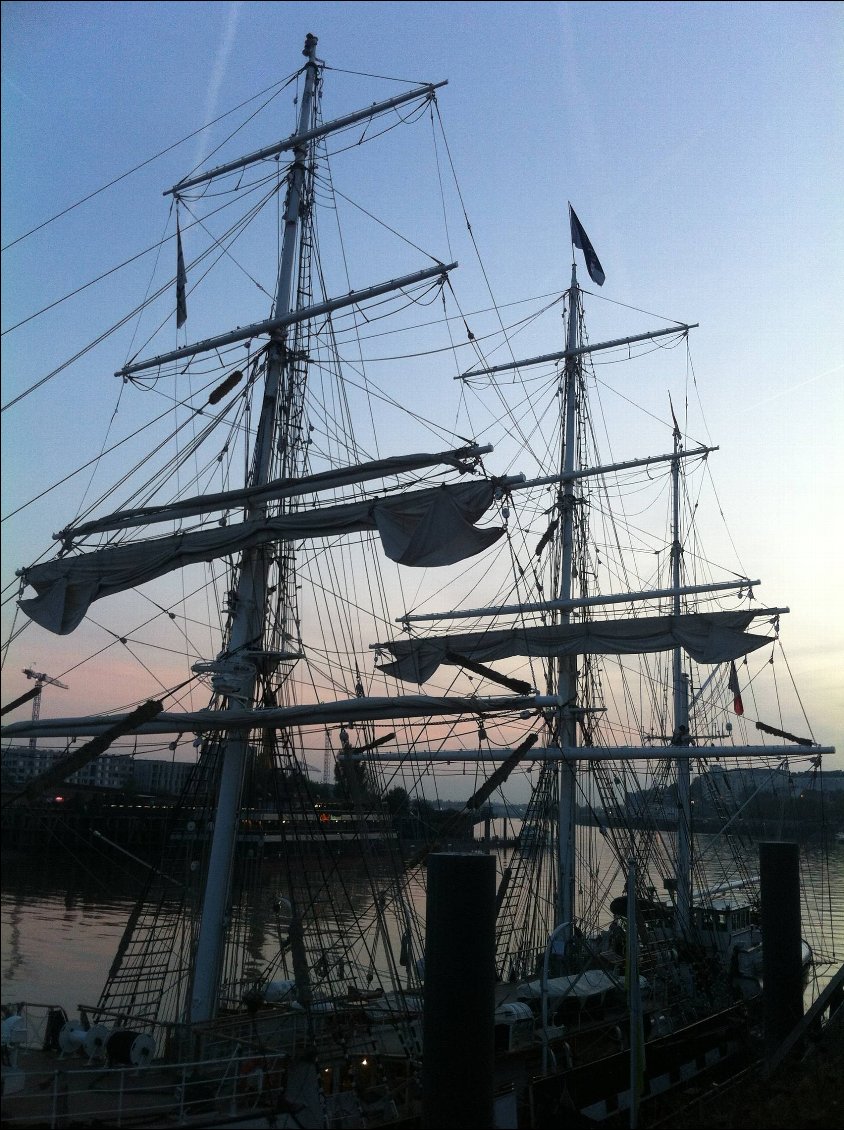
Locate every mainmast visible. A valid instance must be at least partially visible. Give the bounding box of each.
[188,33,322,1024]
[671,420,693,934]
[555,263,581,943]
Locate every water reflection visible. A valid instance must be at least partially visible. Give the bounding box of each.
[2,838,841,1012]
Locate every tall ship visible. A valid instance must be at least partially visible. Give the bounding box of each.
[1,34,839,1129]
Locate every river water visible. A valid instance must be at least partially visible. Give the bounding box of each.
[2,836,842,1015]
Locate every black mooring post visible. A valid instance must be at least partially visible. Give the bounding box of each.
[422,852,496,1129]
[759,840,804,1055]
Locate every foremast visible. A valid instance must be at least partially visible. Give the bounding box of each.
[187,33,323,1025]
[179,36,460,1026]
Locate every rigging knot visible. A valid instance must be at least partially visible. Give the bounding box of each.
[491,477,512,502]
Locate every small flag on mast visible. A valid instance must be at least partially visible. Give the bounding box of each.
[569,206,606,287]
[728,661,744,716]
[668,392,681,438]
[176,217,187,328]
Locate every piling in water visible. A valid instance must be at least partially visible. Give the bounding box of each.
[760,840,804,1056]
[422,852,495,1129]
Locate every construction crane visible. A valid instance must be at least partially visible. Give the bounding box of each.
[22,668,69,751]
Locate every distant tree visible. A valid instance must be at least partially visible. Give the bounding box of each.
[386,786,410,815]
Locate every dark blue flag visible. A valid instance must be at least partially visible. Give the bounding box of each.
[176,218,187,328]
[569,207,606,286]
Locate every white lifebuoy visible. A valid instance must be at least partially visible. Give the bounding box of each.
[58,1022,86,1056]
[129,1033,156,1067]
[83,1024,110,1061]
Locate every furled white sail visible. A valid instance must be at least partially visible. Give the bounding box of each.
[19,480,503,635]
[58,446,490,539]
[0,693,534,739]
[375,610,775,682]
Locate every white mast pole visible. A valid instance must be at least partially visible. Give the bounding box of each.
[188,33,321,1025]
[671,422,692,934]
[555,260,580,942]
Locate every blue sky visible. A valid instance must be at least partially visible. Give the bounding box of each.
[2,1,842,762]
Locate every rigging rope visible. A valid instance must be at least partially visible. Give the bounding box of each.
[1,73,299,254]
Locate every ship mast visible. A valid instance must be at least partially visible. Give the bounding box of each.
[188,33,322,1025]
[671,420,693,933]
[555,263,581,943]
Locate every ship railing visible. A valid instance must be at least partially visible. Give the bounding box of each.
[1,1047,292,1129]
[186,1001,338,1066]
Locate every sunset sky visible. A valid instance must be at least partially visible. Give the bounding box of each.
[2,2,841,769]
